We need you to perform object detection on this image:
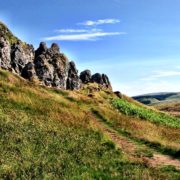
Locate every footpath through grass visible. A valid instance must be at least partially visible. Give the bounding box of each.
[0,69,179,179]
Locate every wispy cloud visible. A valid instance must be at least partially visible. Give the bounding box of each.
[78,19,120,26]
[141,70,180,81]
[44,18,124,41]
[44,31,125,41]
[54,28,102,33]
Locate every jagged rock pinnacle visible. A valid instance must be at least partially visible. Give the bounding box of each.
[0,21,112,91]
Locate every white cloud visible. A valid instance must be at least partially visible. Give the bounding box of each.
[141,70,180,81]
[44,31,126,41]
[44,18,123,41]
[78,19,120,26]
[55,28,102,33]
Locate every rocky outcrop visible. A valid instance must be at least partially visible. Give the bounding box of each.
[21,62,36,80]
[80,70,91,84]
[34,43,70,88]
[0,21,112,91]
[0,37,11,70]
[67,61,81,90]
[11,41,34,74]
[80,70,112,90]
[91,73,112,90]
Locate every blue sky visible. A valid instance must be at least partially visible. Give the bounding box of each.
[0,0,180,96]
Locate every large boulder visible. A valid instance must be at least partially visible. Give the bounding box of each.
[80,70,91,84]
[34,43,69,88]
[21,62,36,80]
[91,73,104,84]
[0,37,11,70]
[11,41,34,74]
[67,61,81,90]
[35,42,47,58]
[102,74,112,89]
[91,73,112,90]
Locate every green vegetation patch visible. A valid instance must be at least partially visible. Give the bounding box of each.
[0,22,19,45]
[112,99,180,128]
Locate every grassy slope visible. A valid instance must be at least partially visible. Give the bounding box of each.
[0,22,19,45]
[0,69,179,179]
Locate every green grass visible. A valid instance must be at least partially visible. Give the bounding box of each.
[92,108,180,159]
[0,69,179,179]
[0,22,19,45]
[112,98,180,128]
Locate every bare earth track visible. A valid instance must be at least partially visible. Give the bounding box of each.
[93,119,180,170]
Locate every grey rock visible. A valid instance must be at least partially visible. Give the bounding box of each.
[67,61,81,90]
[11,41,34,74]
[21,62,36,80]
[34,43,69,89]
[35,42,47,58]
[80,70,91,84]
[91,73,104,84]
[114,91,122,98]
[0,21,113,92]
[0,37,11,70]
[102,74,112,89]
[91,73,112,90]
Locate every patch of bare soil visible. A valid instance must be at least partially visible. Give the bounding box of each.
[143,154,180,169]
[93,119,180,170]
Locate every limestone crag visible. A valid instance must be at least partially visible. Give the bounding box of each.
[0,21,112,90]
[0,37,11,70]
[80,71,112,90]
[11,41,34,74]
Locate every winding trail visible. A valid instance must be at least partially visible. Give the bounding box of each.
[93,118,180,170]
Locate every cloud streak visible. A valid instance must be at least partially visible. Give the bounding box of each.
[44,18,123,41]
[54,28,102,33]
[78,19,120,26]
[44,31,125,41]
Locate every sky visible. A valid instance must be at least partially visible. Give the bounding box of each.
[0,0,180,96]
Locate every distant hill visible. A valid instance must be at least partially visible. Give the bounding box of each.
[133,92,180,105]
[133,92,180,117]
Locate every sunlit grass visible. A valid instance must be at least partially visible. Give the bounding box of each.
[0,69,179,179]
[112,98,180,128]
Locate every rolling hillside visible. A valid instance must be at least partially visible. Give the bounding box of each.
[0,69,179,179]
[133,93,180,117]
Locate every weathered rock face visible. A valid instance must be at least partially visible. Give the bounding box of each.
[21,62,36,80]
[0,21,112,91]
[67,61,81,90]
[102,74,112,89]
[80,70,91,84]
[11,41,34,74]
[34,43,70,88]
[0,37,11,70]
[91,73,112,90]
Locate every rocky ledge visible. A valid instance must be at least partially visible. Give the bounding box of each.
[0,22,112,90]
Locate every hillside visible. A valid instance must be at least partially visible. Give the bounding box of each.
[0,69,179,179]
[0,22,180,179]
[133,92,180,105]
[133,93,180,117]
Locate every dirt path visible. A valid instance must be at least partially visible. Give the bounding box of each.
[93,119,180,170]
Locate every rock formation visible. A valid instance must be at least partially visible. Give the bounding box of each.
[0,21,112,91]
[80,70,91,84]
